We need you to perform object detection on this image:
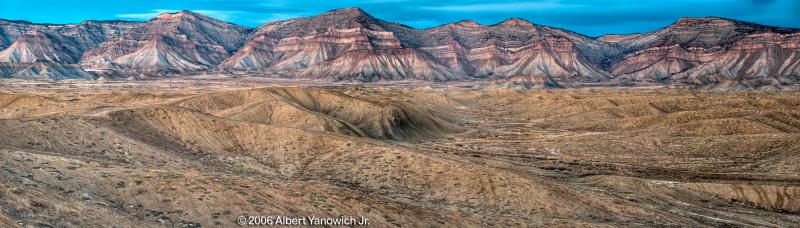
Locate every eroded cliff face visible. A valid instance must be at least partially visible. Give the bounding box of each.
[223,8,402,71]
[0,31,82,63]
[0,19,135,79]
[605,18,800,88]
[221,8,611,83]
[217,10,800,87]
[80,10,250,73]
[0,8,799,88]
[219,8,458,81]
[389,18,611,83]
[0,20,135,64]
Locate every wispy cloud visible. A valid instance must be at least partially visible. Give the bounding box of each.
[116,9,174,20]
[45,0,797,36]
[422,1,585,12]
[362,0,411,3]
[395,19,443,29]
[255,13,311,23]
[192,10,244,21]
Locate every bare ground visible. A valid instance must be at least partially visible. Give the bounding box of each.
[0,80,798,227]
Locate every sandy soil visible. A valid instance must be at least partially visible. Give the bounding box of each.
[0,79,798,227]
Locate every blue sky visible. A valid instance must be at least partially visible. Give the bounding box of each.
[1,0,798,36]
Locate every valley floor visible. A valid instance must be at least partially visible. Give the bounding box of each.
[0,80,798,227]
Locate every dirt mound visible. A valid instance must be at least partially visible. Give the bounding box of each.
[266,88,462,141]
[683,183,800,213]
[0,150,460,227]
[174,88,462,141]
[583,175,800,215]
[0,216,12,227]
[86,92,191,105]
[174,90,366,138]
[102,106,662,223]
[517,91,800,136]
[0,115,191,166]
[0,94,62,118]
[1,87,798,227]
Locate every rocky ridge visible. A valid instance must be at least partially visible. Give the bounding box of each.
[0,8,798,89]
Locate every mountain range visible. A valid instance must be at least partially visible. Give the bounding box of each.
[1,8,799,89]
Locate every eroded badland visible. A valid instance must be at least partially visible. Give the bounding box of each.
[0,82,798,227]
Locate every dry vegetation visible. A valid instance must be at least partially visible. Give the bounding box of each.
[0,84,798,227]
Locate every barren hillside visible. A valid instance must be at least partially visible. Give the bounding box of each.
[0,84,798,227]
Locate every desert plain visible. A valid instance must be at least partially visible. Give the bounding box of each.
[0,79,798,227]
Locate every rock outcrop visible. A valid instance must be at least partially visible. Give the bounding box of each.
[81,10,250,73]
[0,9,799,88]
[605,17,800,88]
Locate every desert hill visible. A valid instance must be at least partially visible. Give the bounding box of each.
[0,85,798,226]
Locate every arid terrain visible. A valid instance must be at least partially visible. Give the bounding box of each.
[0,80,798,227]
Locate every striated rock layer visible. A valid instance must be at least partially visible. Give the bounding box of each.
[0,20,136,63]
[0,19,136,79]
[0,8,799,88]
[221,8,613,83]
[0,62,94,80]
[605,18,800,88]
[80,10,250,73]
[219,8,456,81]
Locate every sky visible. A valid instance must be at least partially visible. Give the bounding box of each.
[1,0,799,37]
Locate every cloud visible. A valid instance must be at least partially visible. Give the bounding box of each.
[362,0,411,3]
[254,12,311,23]
[394,19,443,29]
[192,10,243,21]
[421,1,585,12]
[116,9,173,20]
[86,0,800,35]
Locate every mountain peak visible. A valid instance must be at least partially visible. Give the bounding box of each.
[336,7,366,13]
[326,7,372,17]
[497,18,534,27]
[155,10,202,20]
[665,16,799,34]
[453,20,481,27]
[296,7,383,30]
[670,17,739,28]
[0,19,35,25]
[676,17,730,23]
